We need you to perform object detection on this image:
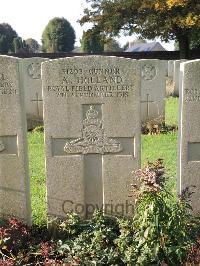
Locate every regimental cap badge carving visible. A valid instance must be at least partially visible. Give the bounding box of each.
[64,105,122,154]
[86,105,98,119]
[84,106,100,127]
[0,140,5,152]
[27,62,41,79]
[142,64,157,80]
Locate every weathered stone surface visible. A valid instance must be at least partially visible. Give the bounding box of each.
[42,56,141,218]
[173,60,181,96]
[140,59,167,122]
[173,59,187,96]
[178,59,200,214]
[168,60,174,78]
[19,57,48,130]
[0,56,31,224]
[166,60,175,96]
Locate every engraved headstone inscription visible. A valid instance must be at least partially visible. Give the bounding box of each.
[140,59,167,122]
[42,56,141,218]
[178,59,200,214]
[19,57,48,130]
[0,56,31,224]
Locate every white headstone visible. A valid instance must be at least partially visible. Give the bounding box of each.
[140,59,167,122]
[168,60,174,78]
[19,57,48,130]
[173,60,181,96]
[42,56,141,218]
[0,56,31,224]
[173,59,187,96]
[178,59,200,214]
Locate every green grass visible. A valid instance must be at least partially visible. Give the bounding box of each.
[28,97,179,225]
[28,132,46,225]
[165,96,179,126]
[142,96,179,175]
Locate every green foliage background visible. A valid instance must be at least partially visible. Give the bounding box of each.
[42,17,76,52]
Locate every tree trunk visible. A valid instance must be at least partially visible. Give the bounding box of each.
[178,34,190,59]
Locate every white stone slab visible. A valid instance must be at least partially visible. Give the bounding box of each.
[178,59,200,214]
[168,60,174,78]
[42,56,141,218]
[0,56,31,224]
[140,59,167,122]
[19,57,48,130]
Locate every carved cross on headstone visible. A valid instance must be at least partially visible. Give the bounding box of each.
[30,92,43,117]
[141,94,155,117]
[51,104,134,217]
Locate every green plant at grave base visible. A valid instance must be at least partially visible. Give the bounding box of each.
[0,160,200,265]
[32,125,44,133]
[141,97,179,135]
[55,211,122,265]
[116,159,200,265]
[141,117,178,135]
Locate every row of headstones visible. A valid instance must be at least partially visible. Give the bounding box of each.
[23,58,189,129]
[0,55,199,225]
[22,57,168,130]
[167,59,188,96]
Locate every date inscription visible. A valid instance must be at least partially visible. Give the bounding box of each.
[47,67,134,99]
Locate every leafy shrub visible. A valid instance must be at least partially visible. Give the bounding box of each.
[117,159,200,265]
[56,212,121,264]
[142,118,178,135]
[0,160,200,265]
[0,218,30,265]
[32,125,44,133]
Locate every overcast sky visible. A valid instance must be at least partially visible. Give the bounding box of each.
[0,0,174,50]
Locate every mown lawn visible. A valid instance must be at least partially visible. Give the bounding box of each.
[28,97,179,225]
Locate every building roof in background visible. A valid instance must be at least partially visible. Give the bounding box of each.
[125,42,166,52]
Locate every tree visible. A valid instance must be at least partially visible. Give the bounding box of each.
[0,35,8,53]
[0,23,17,53]
[25,38,40,53]
[175,30,200,50]
[104,38,122,51]
[81,30,122,52]
[190,30,200,49]
[80,0,200,58]
[81,29,104,52]
[13,37,28,53]
[42,17,76,52]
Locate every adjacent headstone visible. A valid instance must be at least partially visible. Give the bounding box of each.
[173,59,187,96]
[0,56,31,224]
[140,59,167,122]
[178,59,200,214]
[42,56,141,218]
[168,60,174,78]
[20,57,48,130]
[166,60,175,96]
[173,60,181,96]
